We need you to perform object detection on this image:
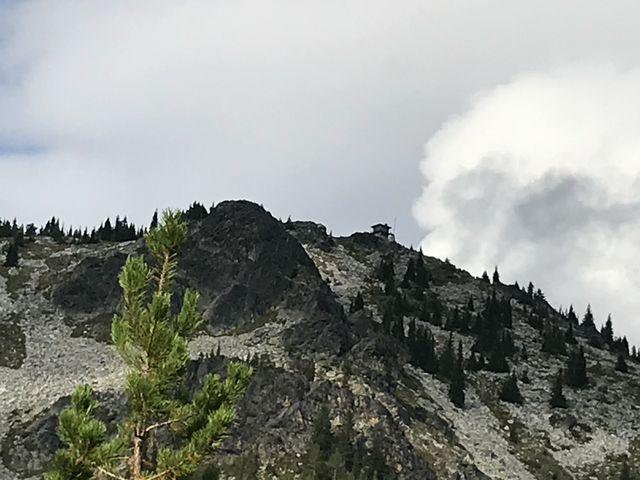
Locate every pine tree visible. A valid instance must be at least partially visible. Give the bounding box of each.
[411,326,438,374]
[349,292,364,313]
[365,432,388,480]
[101,218,113,241]
[401,258,416,287]
[567,305,578,325]
[481,271,490,283]
[601,315,614,346]
[620,457,631,480]
[615,354,629,373]
[150,210,159,230]
[4,241,19,267]
[499,374,523,404]
[541,322,566,355]
[467,296,474,312]
[566,346,588,389]
[46,210,253,480]
[549,369,567,408]
[309,405,334,460]
[439,333,455,380]
[492,266,500,284]
[25,223,37,237]
[564,323,577,345]
[414,255,429,288]
[581,304,596,330]
[448,341,465,408]
[527,282,535,298]
[486,347,510,373]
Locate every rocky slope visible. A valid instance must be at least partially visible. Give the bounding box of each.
[0,200,639,479]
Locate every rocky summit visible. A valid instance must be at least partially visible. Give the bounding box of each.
[1,200,639,479]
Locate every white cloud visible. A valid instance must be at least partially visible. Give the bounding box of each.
[414,64,640,343]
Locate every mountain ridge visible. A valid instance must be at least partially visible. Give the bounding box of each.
[0,200,638,479]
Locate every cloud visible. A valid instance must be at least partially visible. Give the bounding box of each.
[2,1,640,243]
[414,64,640,343]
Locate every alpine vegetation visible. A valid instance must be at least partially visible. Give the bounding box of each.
[45,210,253,480]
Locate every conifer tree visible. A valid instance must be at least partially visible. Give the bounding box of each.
[411,326,437,374]
[439,333,455,380]
[150,210,159,230]
[564,323,577,345]
[527,282,535,298]
[615,354,629,373]
[46,210,253,480]
[4,241,19,267]
[481,271,490,283]
[101,218,113,241]
[25,223,37,237]
[414,255,429,288]
[567,305,578,325]
[601,315,614,346]
[401,258,416,287]
[486,347,510,373]
[549,369,567,408]
[309,405,334,459]
[349,292,364,313]
[499,374,523,404]
[581,304,596,330]
[620,457,631,480]
[467,296,474,312]
[449,341,465,408]
[541,322,566,355]
[566,346,588,389]
[492,266,500,284]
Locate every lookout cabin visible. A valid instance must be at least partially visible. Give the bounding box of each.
[371,223,392,239]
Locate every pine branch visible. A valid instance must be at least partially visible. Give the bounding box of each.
[96,466,127,480]
[146,469,172,480]
[143,416,190,435]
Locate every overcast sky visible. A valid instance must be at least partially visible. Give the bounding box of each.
[1,1,640,342]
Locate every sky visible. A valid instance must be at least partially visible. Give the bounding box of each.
[1,1,640,342]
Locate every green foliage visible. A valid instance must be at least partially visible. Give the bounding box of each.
[302,408,388,480]
[47,209,253,480]
[620,457,631,480]
[3,241,19,267]
[350,292,364,313]
[541,322,566,355]
[601,315,614,346]
[564,323,577,345]
[486,347,509,373]
[549,369,567,408]
[615,354,629,373]
[377,257,395,295]
[408,323,438,374]
[438,333,455,380]
[581,304,596,331]
[566,346,588,388]
[448,341,465,408]
[184,202,209,221]
[499,374,523,404]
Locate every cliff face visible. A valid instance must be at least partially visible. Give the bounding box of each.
[0,200,639,479]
